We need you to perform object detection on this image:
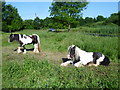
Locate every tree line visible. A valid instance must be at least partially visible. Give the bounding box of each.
[1,2,119,32]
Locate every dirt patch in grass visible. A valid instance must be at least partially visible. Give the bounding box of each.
[2,46,67,65]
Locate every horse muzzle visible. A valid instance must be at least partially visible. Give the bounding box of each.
[70,55,75,58]
[8,39,12,43]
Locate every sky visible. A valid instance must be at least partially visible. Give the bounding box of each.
[6,2,118,20]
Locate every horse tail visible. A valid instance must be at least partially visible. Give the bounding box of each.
[33,34,41,52]
[38,42,40,52]
[36,34,41,52]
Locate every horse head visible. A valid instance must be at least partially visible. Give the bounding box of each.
[68,45,76,58]
[8,34,14,42]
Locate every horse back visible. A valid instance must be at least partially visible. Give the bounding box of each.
[30,35,38,44]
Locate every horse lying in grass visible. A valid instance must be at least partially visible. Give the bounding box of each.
[61,45,110,67]
[8,34,40,54]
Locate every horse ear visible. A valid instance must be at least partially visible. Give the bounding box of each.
[10,33,13,37]
[74,46,76,48]
[73,45,76,48]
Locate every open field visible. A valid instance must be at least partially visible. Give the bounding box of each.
[2,29,119,88]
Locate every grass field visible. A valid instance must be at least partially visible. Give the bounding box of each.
[2,28,119,88]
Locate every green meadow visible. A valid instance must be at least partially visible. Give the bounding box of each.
[2,27,119,88]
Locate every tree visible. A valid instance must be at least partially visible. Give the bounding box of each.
[43,17,53,28]
[49,1,88,31]
[23,19,34,29]
[78,17,85,26]
[33,17,40,29]
[96,15,106,22]
[106,12,119,25]
[33,17,43,29]
[84,17,95,24]
[2,2,23,32]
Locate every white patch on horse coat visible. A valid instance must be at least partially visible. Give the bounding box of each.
[75,47,94,65]
[96,54,105,65]
[19,34,32,46]
[23,49,26,54]
[60,61,73,67]
[74,61,84,67]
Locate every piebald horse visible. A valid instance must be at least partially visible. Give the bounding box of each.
[8,34,40,54]
[61,45,110,67]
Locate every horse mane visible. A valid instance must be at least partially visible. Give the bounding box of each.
[68,45,86,61]
[74,46,81,60]
[68,45,79,61]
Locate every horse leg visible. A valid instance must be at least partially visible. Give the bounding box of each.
[17,46,22,53]
[67,54,71,59]
[23,46,26,54]
[33,44,39,53]
[74,61,84,67]
[33,44,37,53]
[60,60,73,67]
[88,63,98,66]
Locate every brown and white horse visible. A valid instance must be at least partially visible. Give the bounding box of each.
[8,34,40,54]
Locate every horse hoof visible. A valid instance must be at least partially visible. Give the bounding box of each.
[60,63,66,67]
[34,51,40,54]
[23,52,26,54]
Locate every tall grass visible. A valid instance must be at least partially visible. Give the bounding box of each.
[72,25,119,35]
[2,29,118,88]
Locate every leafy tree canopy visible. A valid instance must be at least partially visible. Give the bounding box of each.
[33,17,43,29]
[106,12,119,25]
[49,1,88,31]
[2,2,23,32]
[96,15,106,22]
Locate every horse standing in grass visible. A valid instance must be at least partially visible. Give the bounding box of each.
[8,34,40,54]
[61,45,110,67]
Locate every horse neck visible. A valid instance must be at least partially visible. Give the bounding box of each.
[13,34,20,42]
[75,47,86,56]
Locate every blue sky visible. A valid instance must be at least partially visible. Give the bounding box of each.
[6,2,118,20]
[82,2,118,18]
